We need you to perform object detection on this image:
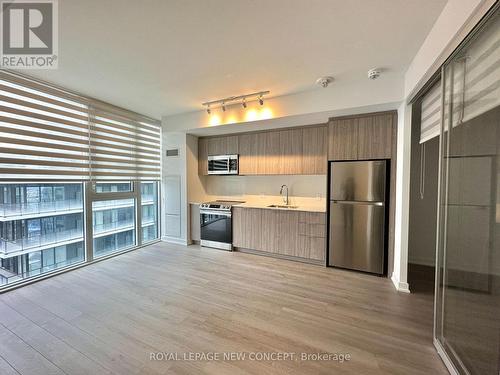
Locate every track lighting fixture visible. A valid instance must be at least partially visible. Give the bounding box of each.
[202,90,269,115]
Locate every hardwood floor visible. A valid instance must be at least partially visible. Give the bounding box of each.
[0,243,447,374]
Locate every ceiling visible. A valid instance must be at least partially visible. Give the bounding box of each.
[27,0,447,119]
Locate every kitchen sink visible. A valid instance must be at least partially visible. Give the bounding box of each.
[267,204,298,209]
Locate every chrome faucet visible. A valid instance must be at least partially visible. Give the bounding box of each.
[280,184,289,205]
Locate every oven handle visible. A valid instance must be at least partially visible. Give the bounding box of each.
[200,210,232,217]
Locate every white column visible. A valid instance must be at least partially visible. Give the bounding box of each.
[392,101,412,293]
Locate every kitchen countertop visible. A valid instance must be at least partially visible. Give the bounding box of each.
[232,202,326,213]
[189,196,327,213]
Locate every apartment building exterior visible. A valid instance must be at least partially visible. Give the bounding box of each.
[0,181,159,286]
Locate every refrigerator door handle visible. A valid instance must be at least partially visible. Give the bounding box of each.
[332,200,384,206]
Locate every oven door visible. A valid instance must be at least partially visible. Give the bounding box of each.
[200,210,232,250]
[208,155,230,175]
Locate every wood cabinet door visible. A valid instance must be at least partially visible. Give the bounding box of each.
[198,138,208,175]
[277,210,300,256]
[207,137,223,156]
[261,209,280,253]
[357,113,393,159]
[260,131,280,174]
[328,118,358,160]
[302,126,327,174]
[279,129,303,175]
[238,133,258,175]
[298,212,326,260]
[232,207,262,249]
[207,136,239,156]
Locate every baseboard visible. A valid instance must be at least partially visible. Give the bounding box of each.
[391,272,411,293]
[161,236,189,246]
[434,338,458,375]
[235,247,324,266]
[408,257,435,267]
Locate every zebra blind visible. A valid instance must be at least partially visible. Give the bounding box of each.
[0,71,91,179]
[0,71,161,181]
[420,80,441,144]
[89,107,161,180]
[451,19,499,125]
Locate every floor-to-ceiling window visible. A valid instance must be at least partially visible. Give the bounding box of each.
[435,6,500,374]
[141,181,159,243]
[0,183,85,285]
[0,71,161,289]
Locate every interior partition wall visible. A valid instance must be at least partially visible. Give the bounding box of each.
[0,71,161,290]
[434,5,500,374]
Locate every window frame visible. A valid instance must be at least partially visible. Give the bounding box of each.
[0,179,161,291]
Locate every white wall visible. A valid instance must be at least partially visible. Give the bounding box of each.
[393,102,412,292]
[204,175,326,199]
[162,75,403,134]
[161,131,189,245]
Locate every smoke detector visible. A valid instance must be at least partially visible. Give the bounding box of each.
[367,68,381,80]
[316,76,334,88]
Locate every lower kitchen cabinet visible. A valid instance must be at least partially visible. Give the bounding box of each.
[232,207,263,250]
[233,207,326,262]
[298,212,326,260]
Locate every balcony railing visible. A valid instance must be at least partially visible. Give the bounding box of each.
[93,219,135,236]
[0,255,84,286]
[141,219,156,227]
[141,195,156,205]
[92,199,135,210]
[0,199,83,218]
[0,228,84,255]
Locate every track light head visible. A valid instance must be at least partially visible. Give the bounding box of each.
[202,90,269,114]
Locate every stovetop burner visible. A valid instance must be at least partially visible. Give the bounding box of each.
[200,200,245,211]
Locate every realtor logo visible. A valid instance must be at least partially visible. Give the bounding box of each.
[1,0,58,69]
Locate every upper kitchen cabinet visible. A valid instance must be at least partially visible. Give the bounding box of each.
[239,132,280,175]
[357,113,393,159]
[207,135,239,155]
[198,138,208,175]
[302,126,327,174]
[199,125,329,176]
[328,111,395,161]
[279,128,302,174]
[239,131,280,175]
[328,118,358,160]
[198,135,239,175]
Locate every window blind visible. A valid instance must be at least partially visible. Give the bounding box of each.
[0,71,91,179]
[89,107,161,180]
[451,19,499,125]
[419,80,442,144]
[0,71,161,181]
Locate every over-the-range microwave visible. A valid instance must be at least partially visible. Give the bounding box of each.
[208,154,239,175]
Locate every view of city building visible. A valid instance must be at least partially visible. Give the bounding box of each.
[0,182,159,286]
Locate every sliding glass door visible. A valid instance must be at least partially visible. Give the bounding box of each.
[435,6,500,374]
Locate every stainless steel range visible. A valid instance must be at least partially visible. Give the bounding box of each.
[200,200,244,251]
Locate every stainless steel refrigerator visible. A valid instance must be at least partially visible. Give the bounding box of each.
[328,160,387,274]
